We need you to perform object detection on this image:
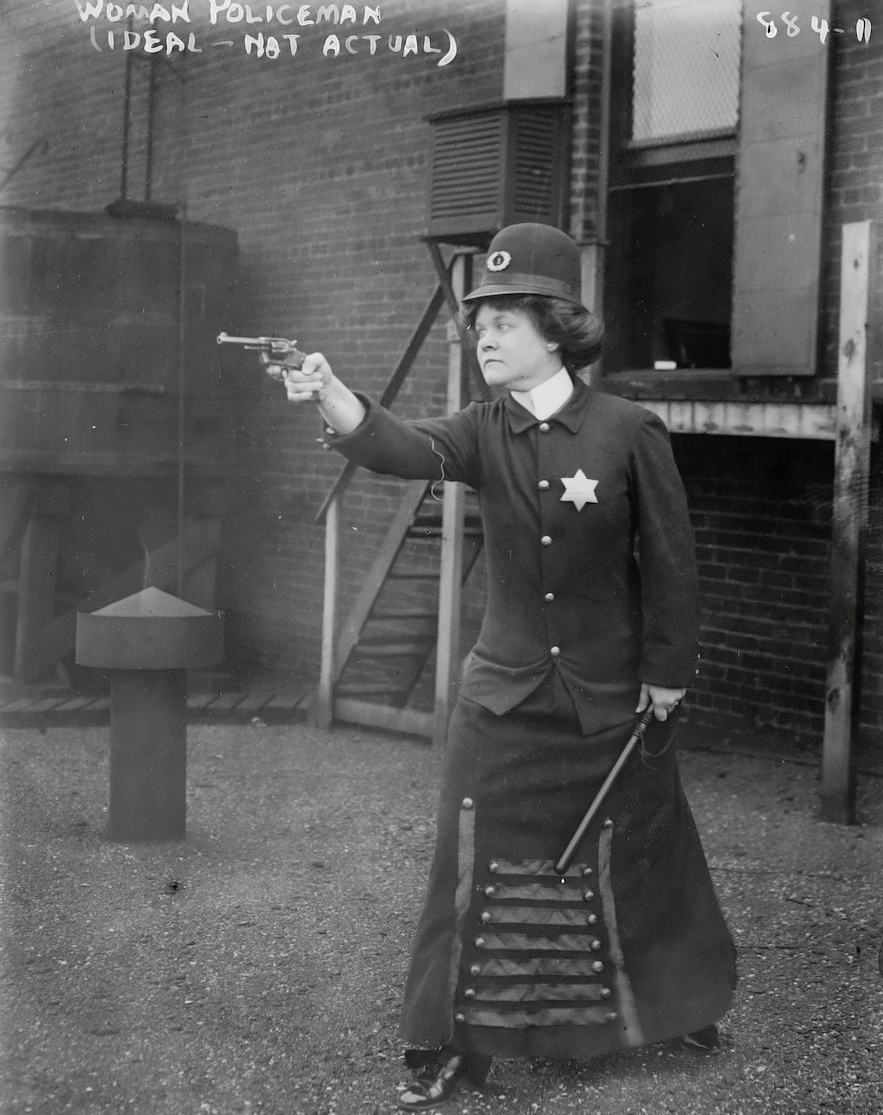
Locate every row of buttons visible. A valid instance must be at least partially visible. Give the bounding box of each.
[477,907,599,927]
[540,524,558,650]
[457,819,615,840]
[482,883,595,898]
[455,1008,618,1023]
[471,935,606,951]
[538,472,558,653]
[458,984,613,1002]
[487,860,594,876]
[454,1007,618,1024]
[530,422,554,509]
[468,959,606,978]
[461,807,623,832]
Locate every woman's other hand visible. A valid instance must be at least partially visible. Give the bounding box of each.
[636,682,686,722]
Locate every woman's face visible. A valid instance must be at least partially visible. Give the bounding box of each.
[473,302,560,392]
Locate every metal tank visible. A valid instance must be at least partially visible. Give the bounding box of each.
[0,205,238,683]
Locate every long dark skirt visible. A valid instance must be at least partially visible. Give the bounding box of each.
[400,676,737,1060]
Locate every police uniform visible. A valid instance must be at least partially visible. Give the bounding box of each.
[328,225,736,1076]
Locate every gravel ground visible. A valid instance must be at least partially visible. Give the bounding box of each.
[1,718,882,1115]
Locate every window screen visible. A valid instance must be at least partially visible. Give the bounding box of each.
[632,0,742,143]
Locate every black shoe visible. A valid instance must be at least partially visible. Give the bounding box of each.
[681,1024,720,1052]
[404,1049,449,1074]
[398,1049,491,1111]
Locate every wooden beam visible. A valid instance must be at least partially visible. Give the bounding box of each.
[822,221,875,824]
[433,253,472,747]
[640,399,840,441]
[333,697,433,740]
[315,494,342,728]
[424,241,490,402]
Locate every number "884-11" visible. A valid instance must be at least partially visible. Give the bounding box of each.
[756,12,872,43]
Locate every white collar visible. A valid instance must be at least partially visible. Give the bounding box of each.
[511,367,573,420]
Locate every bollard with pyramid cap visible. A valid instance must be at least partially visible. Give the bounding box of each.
[76,587,224,841]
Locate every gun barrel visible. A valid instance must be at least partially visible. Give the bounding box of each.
[217,332,269,347]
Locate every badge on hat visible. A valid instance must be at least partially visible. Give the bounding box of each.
[487,250,511,272]
[560,469,599,511]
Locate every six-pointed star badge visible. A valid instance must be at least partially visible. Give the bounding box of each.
[560,469,599,511]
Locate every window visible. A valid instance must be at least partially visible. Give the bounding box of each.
[604,0,832,378]
[605,0,742,372]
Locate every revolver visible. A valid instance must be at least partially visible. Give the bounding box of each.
[217,332,307,380]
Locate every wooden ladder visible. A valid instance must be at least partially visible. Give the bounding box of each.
[329,481,484,738]
[314,246,486,744]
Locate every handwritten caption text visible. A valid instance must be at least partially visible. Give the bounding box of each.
[73,2,459,65]
[756,11,872,44]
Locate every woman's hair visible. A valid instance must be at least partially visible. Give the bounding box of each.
[461,294,604,372]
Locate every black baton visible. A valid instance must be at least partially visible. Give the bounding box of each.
[554,705,656,875]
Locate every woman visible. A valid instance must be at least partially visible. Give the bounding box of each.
[272,223,737,1110]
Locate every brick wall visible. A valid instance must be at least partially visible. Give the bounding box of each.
[675,436,832,740]
[674,435,883,758]
[864,471,883,746]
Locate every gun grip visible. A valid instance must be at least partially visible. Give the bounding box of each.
[268,344,306,370]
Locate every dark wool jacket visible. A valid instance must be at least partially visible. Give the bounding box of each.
[330,377,699,734]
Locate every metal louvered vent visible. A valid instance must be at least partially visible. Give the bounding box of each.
[429,114,503,225]
[426,100,569,243]
[512,110,559,214]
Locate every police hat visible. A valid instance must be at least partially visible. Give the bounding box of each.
[462,222,583,305]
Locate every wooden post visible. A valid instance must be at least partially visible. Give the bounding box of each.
[822,221,875,823]
[76,587,223,842]
[316,493,342,728]
[433,252,472,747]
